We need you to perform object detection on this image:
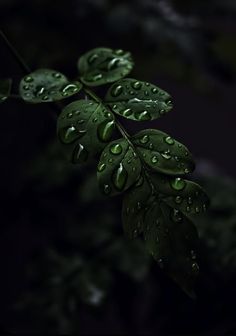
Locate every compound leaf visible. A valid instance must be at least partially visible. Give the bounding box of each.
[105,78,172,121]
[19,69,82,103]
[78,48,134,86]
[57,100,115,163]
[144,201,199,297]
[0,78,12,103]
[97,138,142,196]
[132,129,195,175]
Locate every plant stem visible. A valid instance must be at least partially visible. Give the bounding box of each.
[0,29,31,74]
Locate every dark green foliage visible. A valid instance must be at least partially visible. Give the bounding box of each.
[0,78,12,102]
[19,69,82,103]
[78,48,134,86]
[57,100,115,163]
[105,78,173,121]
[5,46,209,296]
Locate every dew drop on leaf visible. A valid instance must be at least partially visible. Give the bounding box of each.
[73,143,88,163]
[132,81,142,90]
[97,163,106,172]
[164,136,175,145]
[103,184,111,195]
[111,85,123,97]
[151,156,158,164]
[140,134,149,144]
[110,143,122,155]
[171,209,183,223]
[24,76,33,83]
[171,178,186,191]
[112,163,127,190]
[97,120,115,142]
[175,196,182,204]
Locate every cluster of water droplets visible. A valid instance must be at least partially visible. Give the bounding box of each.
[108,80,172,120]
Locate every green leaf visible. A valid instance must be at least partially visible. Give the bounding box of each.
[122,175,153,239]
[97,138,142,196]
[57,100,115,163]
[78,48,134,87]
[132,129,195,175]
[150,173,210,217]
[105,78,172,121]
[0,78,12,103]
[19,69,82,103]
[144,201,199,297]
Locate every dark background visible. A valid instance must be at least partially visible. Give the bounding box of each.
[1,0,236,334]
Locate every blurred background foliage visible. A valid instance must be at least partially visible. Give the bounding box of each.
[1,0,236,334]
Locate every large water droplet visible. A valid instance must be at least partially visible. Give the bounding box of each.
[132,81,142,90]
[97,120,115,142]
[60,126,78,143]
[110,143,122,155]
[111,85,123,97]
[140,135,149,144]
[164,136,174,145]
[122,108,132,117]
[112,163,127,190]
[171,178,186,191]
[72,143,88,163]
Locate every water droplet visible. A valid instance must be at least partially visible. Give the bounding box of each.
[108,58,120,70]
[93,73,103,81]
[171,209,183,222]
[186,206,191,212]
[111,85,123,97]
[140,135,149,144]
[149,143,154,149]
[164,136,174,145]
[97,120,115,142]
[60,126,77,143]
[138,111,151,121]
[23,85,30,90]
[175,196,182,204]
[184,168,189,173]
[133,229,138,237]
[108,158,113,163]
[122,108,132,117]
[24,76,33,83]
[104,111,112,119]
[171,178,186,191]
[192,262,199,274]
[135,176,144,187]
[97,163,106,172]
[195,206,200,213]
[191,250,197,260]
[62,83,78,95]
[110,143,122,155]
[53,72,62,78]
[152,88,158,94]
[161,151,171,160]
[158,258,164,269]
[93,117,98,123]
[115,49,124,55]
[35,86,45,97]
[132,81,142,90]
[188,197,193,205]
[112,163,127,190]
[88,53,98,64]
[72,143,88,163]
[103,184,111,195]
[151,156,158,164]
[42,95,49,101]
[144,91,149,96]
[67,112,73,118]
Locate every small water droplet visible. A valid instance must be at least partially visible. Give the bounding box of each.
[132,81,142,90]
[111,85,123,97]
[24,76,33,83]
[188,197,193,205]
[88,53,98,64]
[93,73,103,81]
[60,126,77,143]
[103,184,111,195]
[23,85,30,90]
[53,72,62,78]
[195,206,200,213]
[115,49,124,55]
[192,262,199,274]
[67,112,73,118]
[93,117,98,123]
[112,163,127,190]
[164,136,174,145]
[152,88,158,93]
[171,178,186,191]
[158,258,164,269]
[97,163,106,172]
[140,135,149,144]
[186,206,191,212]
[175,196,182,204]
[171,209,183,222]
[151,156,158,164]
[110,143,122,155]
